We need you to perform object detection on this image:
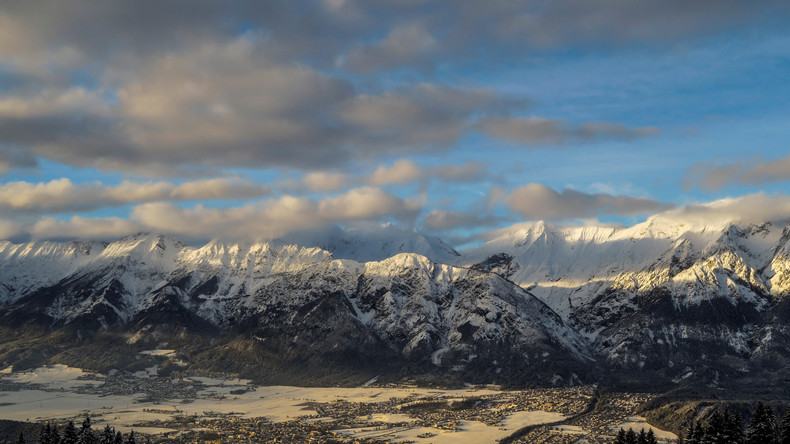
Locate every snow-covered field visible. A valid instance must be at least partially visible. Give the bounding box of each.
[614,416,678,441]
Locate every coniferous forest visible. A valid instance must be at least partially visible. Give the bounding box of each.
[613,402,790,444]
[13,416,151,444]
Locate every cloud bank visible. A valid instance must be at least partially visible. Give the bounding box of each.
[0,178,269,214]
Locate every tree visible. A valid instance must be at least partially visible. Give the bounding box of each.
[614,428,628,444]
[37,423,52,444]
[747,402,777,444]
[685,422,699,444]
[779,408,790,444]
[77,416,96,444]
[50,424,61,444]
[99,426,115,444]
[113,431,123,444]
[707,410,726,443]
[61,421,78,444]
[124,431,135,444]
[18,431,26,444]
[687,421,705,444]
[626,428,638,444]
[725,408,746,444]
[645,429,658,444]
[638,428,648,444]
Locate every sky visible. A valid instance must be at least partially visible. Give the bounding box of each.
[1,1,790,247]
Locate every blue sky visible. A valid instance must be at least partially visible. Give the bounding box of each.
[1,1,789,245]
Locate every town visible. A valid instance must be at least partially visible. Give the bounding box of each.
[0,365,677,443]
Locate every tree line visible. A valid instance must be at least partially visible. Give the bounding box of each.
[613,402,790,444]
[15,416,151,444]
[612,427,659,444]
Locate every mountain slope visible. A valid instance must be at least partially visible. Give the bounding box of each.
[465,218,790,385]
[5,218,790,387]
[0,233,589,385]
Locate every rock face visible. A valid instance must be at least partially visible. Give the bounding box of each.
[5,218,790,387]
[0,233,589,386]
[464,218,790,386]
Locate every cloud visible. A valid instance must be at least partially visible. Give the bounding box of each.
[368,160,423,186]
[685,155,790,190]
[0,177,269,214]
[2,1,784,71]
[0,35,530,174]
[504,183,672,220]
[478,116,660,145]
[318,187,420,221]
[0,219,25,239]
[0,145,38,173]
[29,216,142,241]
[433,162,489,183]
[300,172,350,193]
[341,21,438,73]
[169,178,269,200]
[367,159,490,186]
[340,84,527,150]
[2,187,421,241]
[0,1,780,179]
[650,193,790,227]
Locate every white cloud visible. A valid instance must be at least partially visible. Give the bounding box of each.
[2,187,421,241]
[368,159,423,186]
[170,178,269,200]
[367,159,490,186]
[0,177,269,214]
[318,186,420,221]
[650,193,790,227]
[301,171,350,192]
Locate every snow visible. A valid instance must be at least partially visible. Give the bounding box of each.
[1,367,572,440]
[3,219,790,378]
[138,350,176,357]
[5,365,101,390]
[338,410,567,444]
[460,219,790,325]
[613,416,677,441]
[6,220,790,324]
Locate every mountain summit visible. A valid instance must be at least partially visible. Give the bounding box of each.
[2,220,790,388]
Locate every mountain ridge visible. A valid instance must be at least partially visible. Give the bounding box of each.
[3,219,790,388]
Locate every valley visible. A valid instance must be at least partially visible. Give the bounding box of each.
[0,364,676,443]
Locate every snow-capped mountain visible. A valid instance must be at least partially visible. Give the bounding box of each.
[464,217,790,384]
[0,232,588,385]
[4,217,790,387]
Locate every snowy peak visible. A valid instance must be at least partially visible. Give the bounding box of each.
[98,233,184,262]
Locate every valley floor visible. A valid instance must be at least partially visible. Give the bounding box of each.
[0,363,677,443]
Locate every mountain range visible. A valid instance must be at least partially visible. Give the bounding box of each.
[2,217,790,388]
